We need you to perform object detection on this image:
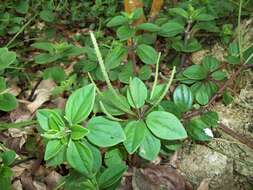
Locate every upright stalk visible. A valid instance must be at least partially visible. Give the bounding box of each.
[90,32,135,116]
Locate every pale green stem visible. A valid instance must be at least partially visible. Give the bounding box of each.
[238,0,243,61]
[99,101,125,122]
[6,14,38,48]
[87,72,102,94]
[0,120,37,131]
[150,52,161,99]
[145,66,176,116]
[89,31,135,116]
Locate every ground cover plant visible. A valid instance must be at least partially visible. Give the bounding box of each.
[0,0,253,189]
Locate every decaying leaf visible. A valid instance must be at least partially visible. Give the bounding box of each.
[27,80,55,113]
[196,178,210,190]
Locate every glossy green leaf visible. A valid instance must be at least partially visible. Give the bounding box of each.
[146,111,187,140]
[138,129,160,161]
[66,140,93,175]
[195,85,209,105]
[193,13,215,21]
[87,116,126,147]
[44,140,64,160]
[149,84,166,103]
[97,90,130,116]
[43,66,66,83]
[116,25,134,41]
[65,84,96,125]
[32,42,55,53]
[105,45,127,70]
[40,9,55,22]
[136,44,158,65]
[211,70,227,81]
[105,148,124,167]
[47,145,66,167]
[107,16,128,27]
[186,118,212,141]
[0,93,17,112]
[0,166,12,190]
[136,23,160,32]
[0,77,6,92]
[1,150,16,166]
[169,8,189,19]
[123,120,147,154]
[183,65,208,80]
[15,0,29,14]
[34,53,60,64]
[202,56,219,72]
[173,84,193,112]
[36,109,64,131]
[158,21,184,37]
[0,48,16,71]
[118,61,134,83]
[138,65,152,80]
[127,77,147,109]
[98,164,127,189]
[70,125,89,140]
[222,91,233,105]
[201,111,219,128]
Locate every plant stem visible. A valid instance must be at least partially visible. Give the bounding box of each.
[90,32,135,116]
[238,0,243,61]
[0,120,37,131]
[150,52,161,99]
[145,66,176,115]
[6,14,38,48]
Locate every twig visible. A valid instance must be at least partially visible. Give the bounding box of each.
[180,21,193,66]
[219,123,253,150]
[28,78,43,101]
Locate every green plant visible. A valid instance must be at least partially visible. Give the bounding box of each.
[90,32,187,160]
[0,48,17,111]
[0,146,16,190]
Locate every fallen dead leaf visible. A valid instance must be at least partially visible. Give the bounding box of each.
[33,180,47,190]
[12,180,23,190]
[196,178,210,190]
[20,170,37,190]
[132,165,192,190]
[45,171,62,189]
[27,80,55,113]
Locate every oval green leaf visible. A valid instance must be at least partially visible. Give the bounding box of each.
[65,84,96,125]
[136,44,158,65]
[123,120,147,154]
[66,140,93,175]
[127,77,147,109]
[146,111,187,140]
[138,129,161,161]
[173,84,193,112]
[87,116,126,147]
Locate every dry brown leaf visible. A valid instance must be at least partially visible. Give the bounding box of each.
[27,80,55,113]
[12,180,23,190]
[132,165,191,190]
[196,178,210,190]
[12,161,34,178]
[33,181,47,190]
[20,171,37,190]
[8,84,22,96]
[10,104,31,122]
[45,171,62,189]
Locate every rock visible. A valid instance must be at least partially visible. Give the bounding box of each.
[178,144,234,190]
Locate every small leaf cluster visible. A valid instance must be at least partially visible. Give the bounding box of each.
[0,149,16,190]
[0,48,17,111]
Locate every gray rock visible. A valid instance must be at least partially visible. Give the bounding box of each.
[178,144,234,190]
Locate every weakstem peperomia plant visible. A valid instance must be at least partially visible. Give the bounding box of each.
[89,31,187,160]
